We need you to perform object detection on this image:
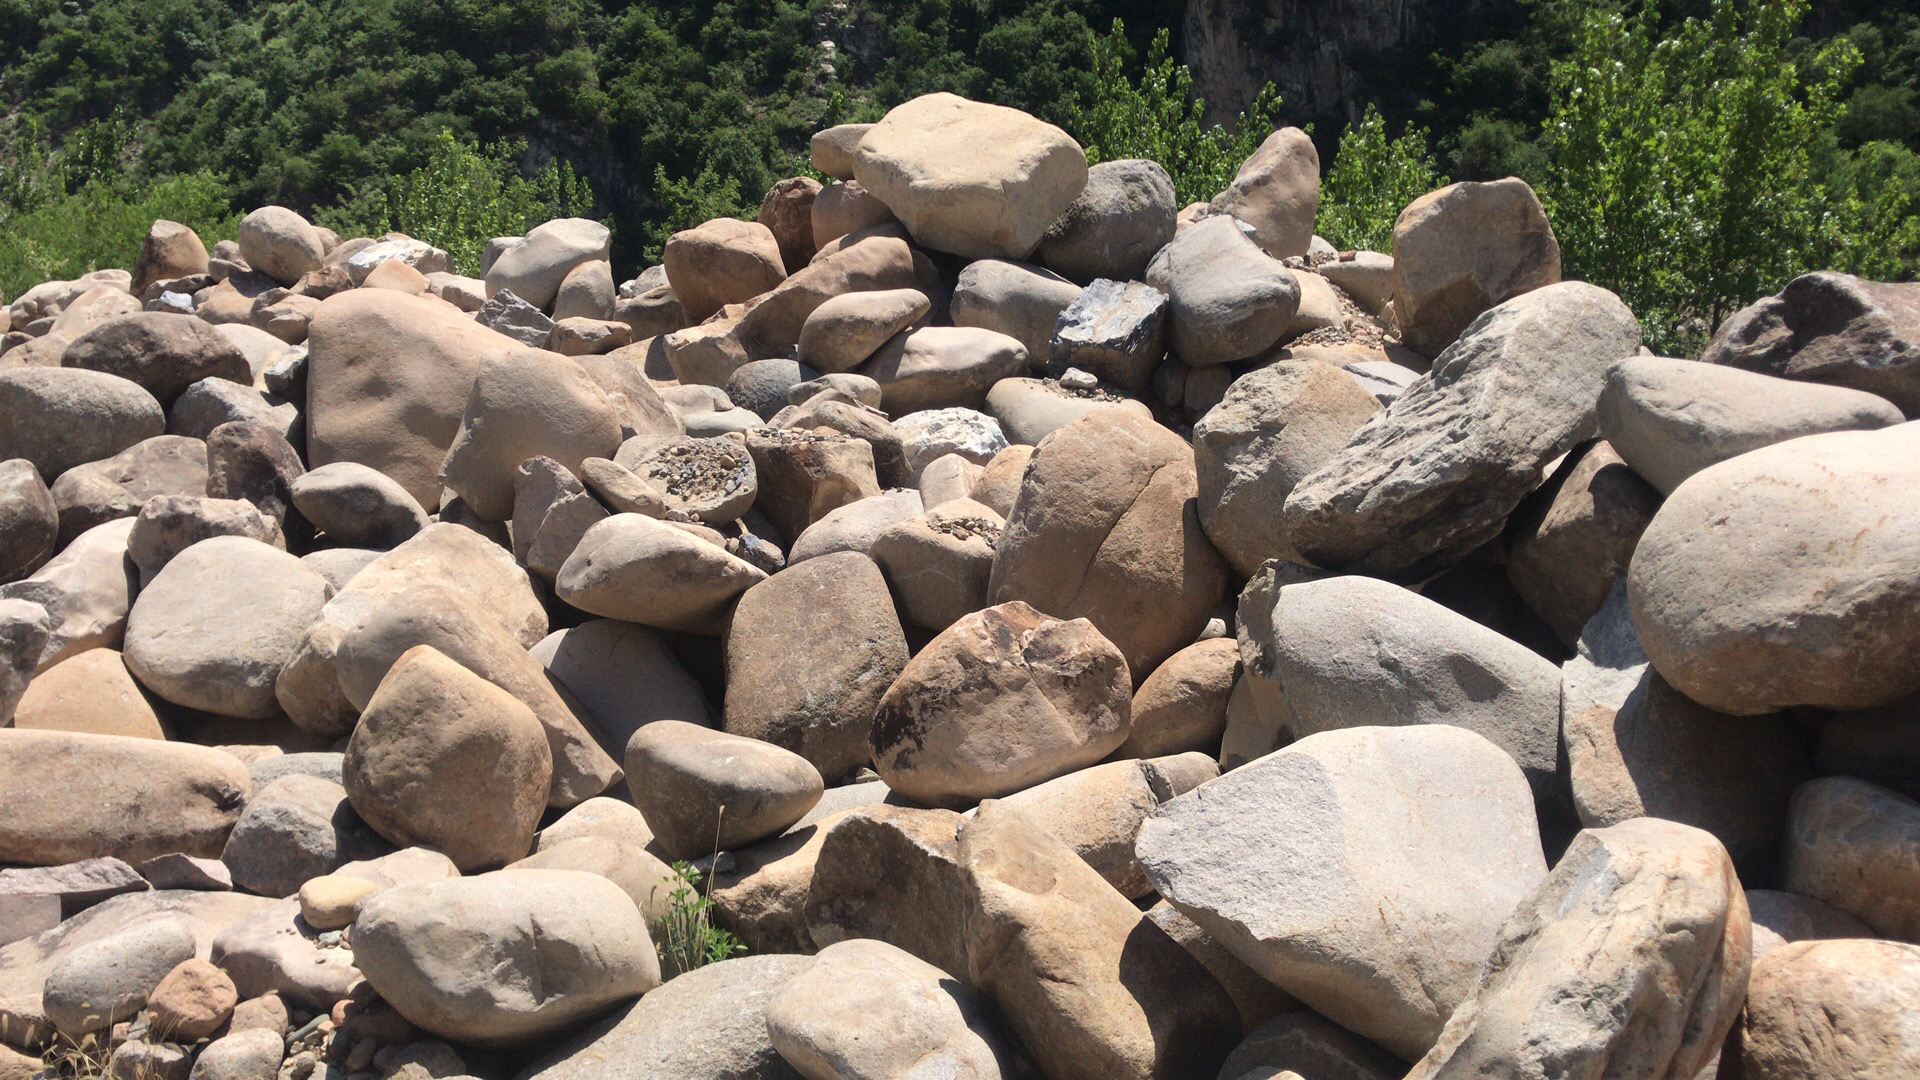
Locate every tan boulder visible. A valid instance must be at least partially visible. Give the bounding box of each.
[556,513,766,634]
[853,93,1087,260]
[439,350,622,522]
[508,836,678,924]
[811,179,898,250]
[759,176,822,273]
[810,124,871,180]
[664,218,787,323]
[804,805,972,976]
[871,601,1130,808]
[870,498,1002,633]
[0,730,249,865]
[1781,776,1920,942]
[1208,126,1319,259]
[859,326,1028,413]
[989,409,1228,678]
[237,207,326,285]
[734,231,930,359]
[624,720,824,859]
[1116,637,1239,759]
[797,288,929,373]
[744,427,882,541]
[1391,178,1562,358]
[1725,939,1920,1078]
[484,218,611,311]
[11,649,165,739]
[145,957,236,1040]
[997,753,1216,899]
[344,646,552,871]
[132,221,210,295]
[1505,439,1661,646]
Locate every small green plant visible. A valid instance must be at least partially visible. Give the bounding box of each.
[1317,105,1451,254]
[655,859,745,979]
[640,163,756,263]
[1061,21,1285,207]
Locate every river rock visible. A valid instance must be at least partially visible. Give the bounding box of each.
[1628,421,1920,714]
[1146,215,1299,366]
[485,219,611,312]
[853,93,1087,260]
[1390,177,1562,358]
[1138,725,1546,1059]
[1780,776,1920,942]
[745,428,883,541]
[1047,279,1168,393]
[1405,818,1748,1080]
[626,721,824,859]
[1744,889,1872,958]
[62,313,250,407]
[0,730,249,865]
[145,956,236,1040]
[532,620,708,753]
[237,208,326,285]
[1116,637,1239,759]
[439,350,621,522]
[1038,158,1177,283]
[989,408,1228,679]
[557,513,767,633]
[1284,280,1642,578]
[871,602,1129,808]
[797,289,930,374]
[724,552,907,782]
[0,517,137,671]
[1701,271,1920,416]
[614,434,757,524]
[0,368,165,485]
[804,805,971,975]
[353,869,659,1048]
[950,260,1080,364]
[1193,359,1381,575]
[220,774,389,898]
[288,462,428,548]
[767,938,1012,1080]
[1504,440,1661,646]
[997,754,1215,899]
[1209,127,1318,259]
[42,915,197,1035]
[1724,938,1920,1078]
[11,648,165,739]
[1598,355,1904,494]
[133,221,210,295]
[859,326,1027,413]
[0,461,57,584]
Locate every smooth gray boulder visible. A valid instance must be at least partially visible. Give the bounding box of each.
[1597,355,1903,494]
[1037,158,1177,283]
[1146,215,1299,366]
[220,775,390,899]
[353,870,660,1048]
[289,462,429,548]
[788,490,924,563]
[0,368,165,484]
[531,620,709,754]
[42,915,196,1035]
[1780,776,1920,942]
[556,513,767,634]
[950,259,1081,364]
[1138,725,1546,1060]
[1701,271,1920,416]
[123,536,331,719]
[484,219,611,311]
[1283,281,1642,578]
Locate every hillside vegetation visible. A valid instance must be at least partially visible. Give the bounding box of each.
[1,0,1916,349]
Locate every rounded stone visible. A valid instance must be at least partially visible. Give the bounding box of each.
[624,720,825,860]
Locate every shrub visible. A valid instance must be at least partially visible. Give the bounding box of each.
[1317,105,1450,254]
[654,860,745,980]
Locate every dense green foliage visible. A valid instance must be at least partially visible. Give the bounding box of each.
[1,0,1915,350]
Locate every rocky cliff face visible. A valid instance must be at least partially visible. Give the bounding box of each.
[1183,0,1492,131]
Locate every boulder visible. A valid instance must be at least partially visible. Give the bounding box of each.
[871,601,1130,808]
[208,896,359,1008]
[724,552,908,782]
[1744,889,1872,958]
[1208,127,1318,259]
[553,259,616,322]
[733,232,931,361]
[1780,776,1920,942]
[0,730,248,865]
[440,350,622,522]
[869,499,1002,632]
[1504,440,1661,647]
[614,435,757,523]
[1283,281,1642,578]
[485,219,612,311]
[1390,177,1562,358]
[145,957,235,1040]
[516,954,812,1080]
[1146,215,1299,366]
[330,581,615,808]
[1038,159,1177,283]
[772,395,909,487]
[852,93,1087,260]
[812,125,871,179]
[625,720,822,859]
[189,1028,285,1079]
[288,462,428,548]
[49,433,207,545]
[1116,637,1238,759]
[132,221,210,295]
[982,378,1149,448]
[859,326,1028,413]
[998,754,1215,899]
[797,288,930,373]
[893,408,1006,480]
[0,598,45,726]
[744,428,883,541]
[0,517,137,671]
[1215,1013,1403,1080]
[959,800,1239,1080]
[950,260,1081,364]
[1405,818,1748,1080]
[759,176,822,273]
[1141,903,1299,1039]
[0,459,56,583]
[556,513,767,634]
[803,806,971,975]
[42,915,197,1035]
[727,358,811,420]
[127,495,284,589]
[479,288,557,347]
[237,208,326,285]
[0,367,165,484]
[1598,355,1904,494]
[306,289,530,510]
[1628,422,1920,714]
[1247,574,1563,809]
[532,620,708,753]
[767,939,1013,1080]
[296,874,378,930]
[811,180,898,250]
[788,490,923,563]
[1193,360,1381,575]
[1724,939,1920,1078]
[989,409,1229,680]
[220,774,389,898]
[344,234,449,286]
[1139,725,1546,1059]
[123,536,330,719]
[508,835,677,926]
[665,218,787,323]
[166,377,295,444]
[1701,271,1920,416]
[534,797,657,856]
[62,313,250,406]
[204,421,306,540]
[0,857,148,922]
[917,454,985,509]
[1047,278,1169,393]
[11,648,165,739]
[353,870,659,1048]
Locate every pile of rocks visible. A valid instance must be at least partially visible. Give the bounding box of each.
[2,90,1918,1080]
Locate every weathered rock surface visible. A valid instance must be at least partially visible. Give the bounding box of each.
[11,649,164,739]
[354,870,659,1048]
[288,462,428,548]
[859,326,1028,413]
[557,512,767,634]
[998,753,1215,899]
[626,720,824,859]
[220,774,388,898]
[0,368,165,484]
[1146,215,1299,366]
[1116,637,1239,759]
[1048,278,1168,392]
[1780,776,1920,942]
[62,313,252,406]
[1138,725,1545,1059]
[1284,281,1641,578]
[1505,440,1661,647]
[1405,818,1749,1080]
[1208,127,1318,259]
[1702,271,1920,416]
[532,620,708,753]
[1744,889,1872,958]
[1629,421,1920,714]
[1390,177,1562,358]
[440,350,622,522]
[1724,938,1920,1079]
[1038,158,1177,283]
[0,517,138,671]
[872,602,1129,808]
[804,806,972,976]
[48,433,207,545]
[485,219,611,312]
[0,459,58,584]
[0,731,249,866]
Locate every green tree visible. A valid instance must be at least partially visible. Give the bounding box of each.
[1060,21,1284,207]
[321,131,595,275]
[1317,105,1450,254]
[1542,0,1864,353]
